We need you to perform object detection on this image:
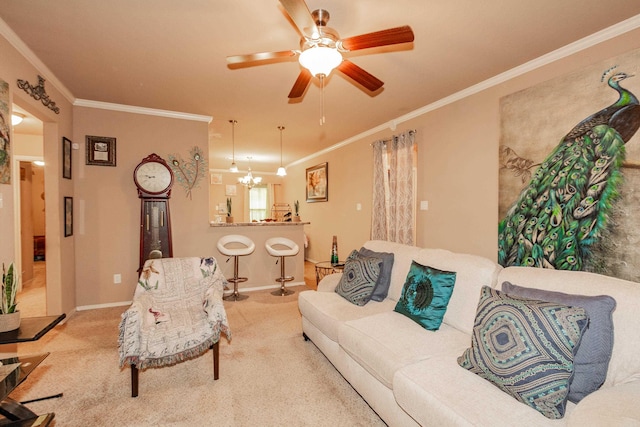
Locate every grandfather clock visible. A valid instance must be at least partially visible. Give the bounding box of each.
[133,153,174,272]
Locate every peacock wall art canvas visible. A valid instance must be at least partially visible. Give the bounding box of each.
[498,47,640,283]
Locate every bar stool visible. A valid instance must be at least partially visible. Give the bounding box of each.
[217,234,255,301]
[265,237,299,296]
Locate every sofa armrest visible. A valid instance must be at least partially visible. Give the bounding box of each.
[317,272,343,292]
[568,381,640,426]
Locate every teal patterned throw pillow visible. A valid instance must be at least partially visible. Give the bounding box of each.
[457,286,589,420]
[335,250,382,306]
[393,261,456,331]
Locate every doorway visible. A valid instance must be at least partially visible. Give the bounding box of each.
[12,105,46,317]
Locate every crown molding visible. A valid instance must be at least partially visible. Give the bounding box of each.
[289,13,640,167]
[0,17,75,104]
[74,99,213,123]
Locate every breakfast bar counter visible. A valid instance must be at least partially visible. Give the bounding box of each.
[209,221,309,292]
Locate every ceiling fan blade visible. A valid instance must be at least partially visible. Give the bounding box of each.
[227,50,298,66]
[288,69,312,98]
[339,25,415,51]
[337,60,383,92]
[279,0,318,38]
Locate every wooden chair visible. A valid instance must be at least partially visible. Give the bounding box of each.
[118,257,231,397]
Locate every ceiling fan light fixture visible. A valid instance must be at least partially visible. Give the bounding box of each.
[299,46,342,77]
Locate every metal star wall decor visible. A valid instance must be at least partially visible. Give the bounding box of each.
[168,146,208,199]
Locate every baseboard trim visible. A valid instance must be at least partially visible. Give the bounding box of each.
[75,282,307,312]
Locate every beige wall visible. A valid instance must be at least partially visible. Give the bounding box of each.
[284,28,640,264]
[3,23,640,310]
[0,34,74,316]
[73,107,213,307]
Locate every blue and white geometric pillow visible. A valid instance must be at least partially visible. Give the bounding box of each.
[335,250,382,306]
[457,286,589,419]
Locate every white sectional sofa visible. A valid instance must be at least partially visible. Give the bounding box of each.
[298,240,640,426]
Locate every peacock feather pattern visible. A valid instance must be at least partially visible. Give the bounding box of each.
[499,68,640,271]
[168,146,208,200]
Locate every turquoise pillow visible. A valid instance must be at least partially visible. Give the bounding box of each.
[393,261,456,331]
[458,286,589,420]
[335,250,382,306]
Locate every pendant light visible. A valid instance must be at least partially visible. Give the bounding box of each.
[276,125,287,176]
[229,119,238,173]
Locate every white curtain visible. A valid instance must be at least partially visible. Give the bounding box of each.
[371,130,416,244]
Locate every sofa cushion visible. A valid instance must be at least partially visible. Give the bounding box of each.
[502,281,616,403]
[339,311,470,389]
[394,261,456,331]
[298,290,396,342]
[498,266,640,387]
[362,240,429,301]
[394,355,577,427]
[335,250,382,306]
[458,286,588,419]
[359,247,394,302]
[411,247,502,335]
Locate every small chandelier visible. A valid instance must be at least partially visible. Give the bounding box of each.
[229,119,238,173]
[276,125,287,177]
[238,166,262,189]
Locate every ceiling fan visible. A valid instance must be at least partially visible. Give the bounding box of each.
[227,0,415,99]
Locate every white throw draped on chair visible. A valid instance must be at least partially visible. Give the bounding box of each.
[118,257,231,370]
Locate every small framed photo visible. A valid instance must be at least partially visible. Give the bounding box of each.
[62,137,72,179]
[64,196,73,237]
[225,184,237,196]
[86,135,116,166]
[306,162,328,202]
[210,173,223,185]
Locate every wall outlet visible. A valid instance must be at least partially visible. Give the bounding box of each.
[420,200,429,210]
[113,274,122,284]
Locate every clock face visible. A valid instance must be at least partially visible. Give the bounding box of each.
[135,161,173,194]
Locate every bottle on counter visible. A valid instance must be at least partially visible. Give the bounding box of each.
[331,235,339,266]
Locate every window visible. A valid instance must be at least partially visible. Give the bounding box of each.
[249,185,268,221]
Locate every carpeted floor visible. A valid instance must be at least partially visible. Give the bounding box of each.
[9,286,386,426]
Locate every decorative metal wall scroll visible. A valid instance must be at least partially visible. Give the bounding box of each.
[16,75,60,114]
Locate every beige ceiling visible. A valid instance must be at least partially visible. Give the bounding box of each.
[2,1,640,173]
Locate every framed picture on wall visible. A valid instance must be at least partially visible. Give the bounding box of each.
[86,135,116,166]
[62,136,72,179]
[306,162,328,202]
[64,196,73,237]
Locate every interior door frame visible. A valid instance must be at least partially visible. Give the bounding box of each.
[12,154,44,292]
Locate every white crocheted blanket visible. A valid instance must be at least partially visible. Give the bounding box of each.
[118,257,231,370]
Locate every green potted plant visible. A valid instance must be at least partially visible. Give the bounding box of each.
[226,197,233,223]
[293,200,301,222]
[0,262,20,332]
